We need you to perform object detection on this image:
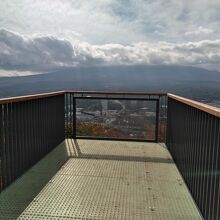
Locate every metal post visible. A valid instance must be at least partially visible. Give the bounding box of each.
[155,99,159,142]
[73,96,76,139]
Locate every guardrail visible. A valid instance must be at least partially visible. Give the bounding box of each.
[0,92,65,191]
[64,91,167,142]
[166,93,220,220]
[2,90,220,220]
[0,91,167,192]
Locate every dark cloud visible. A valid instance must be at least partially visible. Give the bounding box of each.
[0,29,76,71]
[1,29,220,75]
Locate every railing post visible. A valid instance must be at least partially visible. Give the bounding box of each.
[155,99,159,142]
[166,97,171,148]
[0,104,3,191]
[73,96,76,139]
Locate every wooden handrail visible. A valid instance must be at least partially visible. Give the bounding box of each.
[0,91,65,104]
[0,91,167,104]
[66,91,167,96]
[168,93,220,118]
[0,91,219,118]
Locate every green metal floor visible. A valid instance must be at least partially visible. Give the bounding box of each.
[0,139,202,220]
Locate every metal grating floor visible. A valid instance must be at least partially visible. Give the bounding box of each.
[1,139,202,220]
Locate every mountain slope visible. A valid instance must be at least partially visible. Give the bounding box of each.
[0,65,220,102]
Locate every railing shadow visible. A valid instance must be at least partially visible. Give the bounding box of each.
[0,141,69,220]
[0,138,172,219]
[67,139,173,164]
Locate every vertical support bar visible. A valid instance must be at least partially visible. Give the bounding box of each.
[64,93,67,138]
[0,94,66,190]
[4,103,11,186]
[0,104,3,191]
[61,94,65,141]
[70,93,73,139]
[166,96,220,219]
[155,99,159,142]
[73,96,76,139]
[212,120,220,220]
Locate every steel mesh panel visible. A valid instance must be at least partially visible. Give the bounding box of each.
[18,140,202,220]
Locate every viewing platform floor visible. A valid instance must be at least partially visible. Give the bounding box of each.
[0,139,202,220]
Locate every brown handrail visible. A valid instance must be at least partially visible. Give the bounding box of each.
[66,90,167,96]
[0,91,65,104]
[0,91,167,104]
[168,93,220,118]
[1,91,219,118]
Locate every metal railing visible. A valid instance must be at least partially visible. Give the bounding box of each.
[0,92,65,191]
[1,90,220,220]
[64,91,167,142]
[166,93,220,220]
[0,91,167,192]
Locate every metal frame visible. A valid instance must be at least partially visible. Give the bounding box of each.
[73,96,159,142]
[75,136,157,143]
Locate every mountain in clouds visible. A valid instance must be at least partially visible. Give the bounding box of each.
[0,65,220,103]
[1,29,220,73]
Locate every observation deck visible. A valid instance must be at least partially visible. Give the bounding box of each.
[1,91,220,219]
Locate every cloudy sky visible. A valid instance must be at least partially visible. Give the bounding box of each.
[1,0,220,76]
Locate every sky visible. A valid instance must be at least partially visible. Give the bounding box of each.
[1,0,220,76]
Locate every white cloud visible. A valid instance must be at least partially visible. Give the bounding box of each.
[185,27,214,36]
[80,40,220,67]
[1,0,220,44]
[1,29,220,75]
[0,69,36,77]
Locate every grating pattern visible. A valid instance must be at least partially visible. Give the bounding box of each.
[18,140,202,220]
[0,141,69,220]
[67,139,169,158]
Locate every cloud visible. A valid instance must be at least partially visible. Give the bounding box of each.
[0,69,36,77]
[185,27,214,36]
[1,29,220,74]
[1,0,220,44]
[79,40,220,67]
[0,29,76,71]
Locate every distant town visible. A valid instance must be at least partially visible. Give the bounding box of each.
[66,99,158,140]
